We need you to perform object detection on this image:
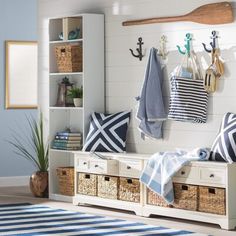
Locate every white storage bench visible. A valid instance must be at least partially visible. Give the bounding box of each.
[73,151,236,230]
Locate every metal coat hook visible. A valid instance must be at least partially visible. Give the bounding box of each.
[202,30,219,53]
[177,33,192,57]
[129,37,144,61]
[157,35,168,60]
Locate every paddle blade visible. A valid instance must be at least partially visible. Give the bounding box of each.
[188,2,234,24]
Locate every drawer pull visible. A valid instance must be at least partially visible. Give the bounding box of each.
[127,166,131,170]
[83,162,87,165]
[104,176,110,181]
[181,171,185,175]
[208,188,216,194]
[182,185,188,191]
[95,164,99,168]
[127,179,133,184]
[209,174,214,178]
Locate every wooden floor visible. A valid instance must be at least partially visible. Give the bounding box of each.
[0,186,235,236]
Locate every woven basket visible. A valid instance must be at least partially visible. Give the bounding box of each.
[173,183,198,211]
[119,177,140,203]
[97,175,118,200]
[147,189,170,207]
[77,173,97,196]
[55,44,82,72]
[56,167,74,196]
[198,186,226,215]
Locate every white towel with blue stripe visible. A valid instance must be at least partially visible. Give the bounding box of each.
[140,148,210,204]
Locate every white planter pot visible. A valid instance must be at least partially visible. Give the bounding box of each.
[73,98,83,107]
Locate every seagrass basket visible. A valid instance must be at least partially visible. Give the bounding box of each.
[55,44,82,72]
[77,173,97,196]
[173,183,198,211]
[56,167,74,196]
[119,177,140,203]
[97,175,119,199]
[147,188,170,207]
[198,186,226,215]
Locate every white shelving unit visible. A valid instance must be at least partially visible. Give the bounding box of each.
[48,14,104,202]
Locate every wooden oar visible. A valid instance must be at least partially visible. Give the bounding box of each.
[122,2,233,26]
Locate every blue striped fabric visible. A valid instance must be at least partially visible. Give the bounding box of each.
[0,203,207,236]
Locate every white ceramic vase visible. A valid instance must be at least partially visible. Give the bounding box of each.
[73,98,82,107]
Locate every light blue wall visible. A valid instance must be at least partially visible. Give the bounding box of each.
[0,0,38,177]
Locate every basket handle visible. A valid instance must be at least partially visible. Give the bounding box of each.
[85,174,90,179]
[127,179,133,184]
[104,176,110,181]
[62,171,67,175]
[181,185,188,191]
[208,188,216,194]
[60,48,66,53]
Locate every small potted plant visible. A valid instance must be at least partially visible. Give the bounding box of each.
[67,86,83,107]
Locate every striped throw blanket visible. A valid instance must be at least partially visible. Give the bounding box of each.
[0,203,208,235]
[168,76,208,123]
[140,148,210,204]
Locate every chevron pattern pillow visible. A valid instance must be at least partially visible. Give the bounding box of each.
[83,111,131,152]
[211,112,236,163]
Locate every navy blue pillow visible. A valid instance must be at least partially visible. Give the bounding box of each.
[83,111,131,152]
[211,112,236,163]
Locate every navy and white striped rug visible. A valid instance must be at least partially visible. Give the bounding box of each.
[0,203,207,236]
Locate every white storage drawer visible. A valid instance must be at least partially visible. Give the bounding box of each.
[174,166,199,180]
[119,160,142,178]
[199,167,226,185]
[90,159,119,175]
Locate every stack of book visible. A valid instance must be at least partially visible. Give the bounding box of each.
[52,131,82,151]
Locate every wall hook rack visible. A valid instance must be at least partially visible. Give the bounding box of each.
[157,35,168,60]
[129,37,144,61]
[202,30,218,53]
[177,33,192,57]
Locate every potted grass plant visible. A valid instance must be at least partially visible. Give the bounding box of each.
[8,112,49,198]
[67,86,83,107]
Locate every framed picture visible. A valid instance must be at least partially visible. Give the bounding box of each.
[5,41,38,109]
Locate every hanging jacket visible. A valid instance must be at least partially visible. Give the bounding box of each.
[136,47,167,139]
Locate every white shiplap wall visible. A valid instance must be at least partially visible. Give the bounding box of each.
[38,0,236,154]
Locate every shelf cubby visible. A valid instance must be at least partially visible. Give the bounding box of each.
[49,74,83,107]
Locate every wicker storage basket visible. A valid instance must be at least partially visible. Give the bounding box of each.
[55,44,82,72]
[97,175,118,199]
[77,173,97,196]
[119,177,140,203]
[173,183,198,211]
[147,189,170,207]
[198,186,226,215]
[56,167,74,196]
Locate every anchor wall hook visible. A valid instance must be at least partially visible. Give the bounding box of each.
[202,30,218,53]
[129,37,144,61]
[157,35,168,60]
[177,33,192,57]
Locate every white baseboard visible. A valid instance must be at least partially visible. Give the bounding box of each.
[0,176,29,187]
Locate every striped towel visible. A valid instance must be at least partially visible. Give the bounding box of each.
[168,76,208,123]
[140,148,210,204]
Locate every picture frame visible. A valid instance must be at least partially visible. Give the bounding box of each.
[5,41,38,109]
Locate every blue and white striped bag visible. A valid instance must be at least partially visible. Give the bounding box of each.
[168,76,208,123]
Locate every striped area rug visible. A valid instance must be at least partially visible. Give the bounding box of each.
[0,203,207,236]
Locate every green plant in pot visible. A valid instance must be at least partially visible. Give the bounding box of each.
[8,112,49,198]
[67,86,83,107]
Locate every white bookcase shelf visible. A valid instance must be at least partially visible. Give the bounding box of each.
[48,14,104,202]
